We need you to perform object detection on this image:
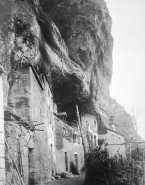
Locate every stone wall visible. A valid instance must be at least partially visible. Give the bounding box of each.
[0,76,5,184]
[54,117,84,174]
[29,67,53,184]
[5,65,32,185]
[8,65,31,120]
[5,65,56,184]
[5,120,33,185]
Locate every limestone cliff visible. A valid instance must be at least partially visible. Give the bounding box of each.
[40,0,113,117]
[108,97,142,142]
[1,0,113,121]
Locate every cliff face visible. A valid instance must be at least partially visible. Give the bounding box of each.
[40,0,113,116]
[108,97,141,142]
[2,0,113,121]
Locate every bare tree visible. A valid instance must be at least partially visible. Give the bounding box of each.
[131,107,140,134]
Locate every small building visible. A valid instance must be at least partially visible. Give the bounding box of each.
[98,113,126,159]
[54,116,84,175]
[81,113,98,153]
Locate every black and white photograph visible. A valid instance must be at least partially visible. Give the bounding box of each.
[0,0,145,184]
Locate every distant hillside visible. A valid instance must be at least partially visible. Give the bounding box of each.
[108,97,142,142]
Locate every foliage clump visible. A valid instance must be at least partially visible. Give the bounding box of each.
[84,148,129,185]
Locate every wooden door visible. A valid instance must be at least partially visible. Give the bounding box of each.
[28,148,35,185]
[74,154,78,171]
[65,152,68,171]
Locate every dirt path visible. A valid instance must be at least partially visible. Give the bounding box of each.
[48,174,85,185]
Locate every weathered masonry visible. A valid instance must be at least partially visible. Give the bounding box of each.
[3,64,85,185]
[0,63,126,185]
[5,64,54,185]
[54,116,84,174]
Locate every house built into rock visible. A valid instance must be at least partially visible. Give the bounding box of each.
[0,64,126,185]
[2,64,85,185]
[0,0,127,184]
[0,63,127,185]
[4,64,55,184]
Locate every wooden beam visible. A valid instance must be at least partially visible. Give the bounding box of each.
[76,105,86,155]
[131,159,134,185]
[5,139,25,185]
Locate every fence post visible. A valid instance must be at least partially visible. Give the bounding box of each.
[131,159,134,185]
[129,142,132,184]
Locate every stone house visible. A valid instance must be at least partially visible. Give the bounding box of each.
[54,116,84,175]
[0,63,125,185]
[2,64,85,185]
[4,64,56,185]
[81,114,98,153]
[98,113,126,159]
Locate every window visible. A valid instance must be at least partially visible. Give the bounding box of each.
[62,127,66,136]
[86,121,90,130]
[94,120,97,128]
[86,121,87,126]
[63,127,66,133]
[90,135,93,145]
[94,135,97,146]
[119,136,122,143]
[73,134,77,143]
[78,136,80,144]
[113,133,117,143]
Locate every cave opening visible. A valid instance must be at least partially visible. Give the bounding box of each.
[53,86,93,125]
[50,69,94,125]
[57,102,78,123]
[53,82,79,124]
[51,75,82,124]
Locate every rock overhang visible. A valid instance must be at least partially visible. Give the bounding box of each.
[6,0,113,121]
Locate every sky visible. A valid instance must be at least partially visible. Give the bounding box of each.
[105,0,145,140]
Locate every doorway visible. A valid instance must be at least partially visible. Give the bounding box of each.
[28,148,35,185]
[65,152,68,171]
[51,144,54,176]
[74,153,78,171]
